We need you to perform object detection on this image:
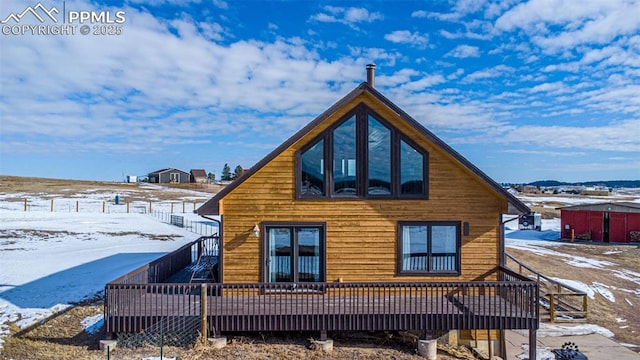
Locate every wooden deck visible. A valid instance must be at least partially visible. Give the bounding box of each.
[106,280,538,335]
[163,255,218,283]
[104,236,538,339]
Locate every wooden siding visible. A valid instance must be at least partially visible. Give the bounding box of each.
[220,93,507,284]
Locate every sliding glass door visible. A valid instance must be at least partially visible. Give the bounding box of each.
[265,224,324,283]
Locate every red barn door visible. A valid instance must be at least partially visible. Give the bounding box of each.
[609,213,626,242]
[588,211,603,241]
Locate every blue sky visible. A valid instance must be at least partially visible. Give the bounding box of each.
[1,0,639,183]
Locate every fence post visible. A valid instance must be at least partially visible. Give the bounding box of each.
[549,294,555,322]
[201,283,208,343]
[51,199,54,212]
[183,202,185,213]
[24,198,27,211]
[76,200,79,213]
[103,201,106,213]
[149,201,152,213]
[127,202,130,213]
[170,203,174,214]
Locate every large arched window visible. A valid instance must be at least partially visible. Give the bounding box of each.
[296,105,428,199]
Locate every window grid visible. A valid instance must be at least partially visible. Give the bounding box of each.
[397,221,461,275]
[296,105,428,199]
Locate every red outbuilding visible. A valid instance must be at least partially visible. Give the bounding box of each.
[559,202,640,243]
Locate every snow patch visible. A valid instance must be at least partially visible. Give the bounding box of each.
[603,250,623,255]
[505,239,615,270]
[81,313,104,334]
[549,278,595,299]
[616,318,627,323]
[538,323,615,338]
[592,282,615,302]
[517,345,556,360]
[625,298,634,306]
[0,209,201,351]
[612,269,640,287]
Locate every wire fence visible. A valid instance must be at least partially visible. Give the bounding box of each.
[1,198,206,215]
[151,210,218,237]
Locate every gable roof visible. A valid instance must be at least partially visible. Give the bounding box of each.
[196,82,529,216]
[190,169,207,178]
[557,202,640,213]
[150,168,188,175]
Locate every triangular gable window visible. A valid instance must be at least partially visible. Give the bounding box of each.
[296,105,428,199]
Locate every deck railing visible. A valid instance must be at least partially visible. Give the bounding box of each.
[105,267,538,337]
[506,252,587,322]
[108,235,219,285]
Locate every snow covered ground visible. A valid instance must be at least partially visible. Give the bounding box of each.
[1,187,639,353]
[0,187,218,351]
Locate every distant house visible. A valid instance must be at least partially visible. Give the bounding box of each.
[148,168,190,184]
[559,202,640,242]
[190,169,208,183]
[517,185,540,194]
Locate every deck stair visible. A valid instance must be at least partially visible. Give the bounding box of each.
[506,253,588,323]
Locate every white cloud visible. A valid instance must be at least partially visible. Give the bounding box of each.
[400,75,446,91]
[310,6,382,29]
[0,4,370,155]
[384,30,429,48]
[212,0,228,9]
[503,149,587,157]
[528,81,567,94]
[446,45,481,58]
[463,65,515,82]
[495,0,640,53]
[496,120,640,152]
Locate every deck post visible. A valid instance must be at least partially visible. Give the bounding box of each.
[529,329,536,360]
[201,283,208,343]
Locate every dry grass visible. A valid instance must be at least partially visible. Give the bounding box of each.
[2,312,465,360]
[506,242,640,348]
[0,175,224,203]
[528,205,560,219]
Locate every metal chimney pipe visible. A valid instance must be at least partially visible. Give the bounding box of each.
[366,64,376,87]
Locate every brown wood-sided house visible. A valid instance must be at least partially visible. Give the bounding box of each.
[193,66,538,357]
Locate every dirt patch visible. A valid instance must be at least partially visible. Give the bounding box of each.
[0,229,83,241]
[95,231,181,241]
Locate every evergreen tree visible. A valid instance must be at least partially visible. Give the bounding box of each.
[207,172,216,182]
[233,165,244,179]
[221,163,232,180]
